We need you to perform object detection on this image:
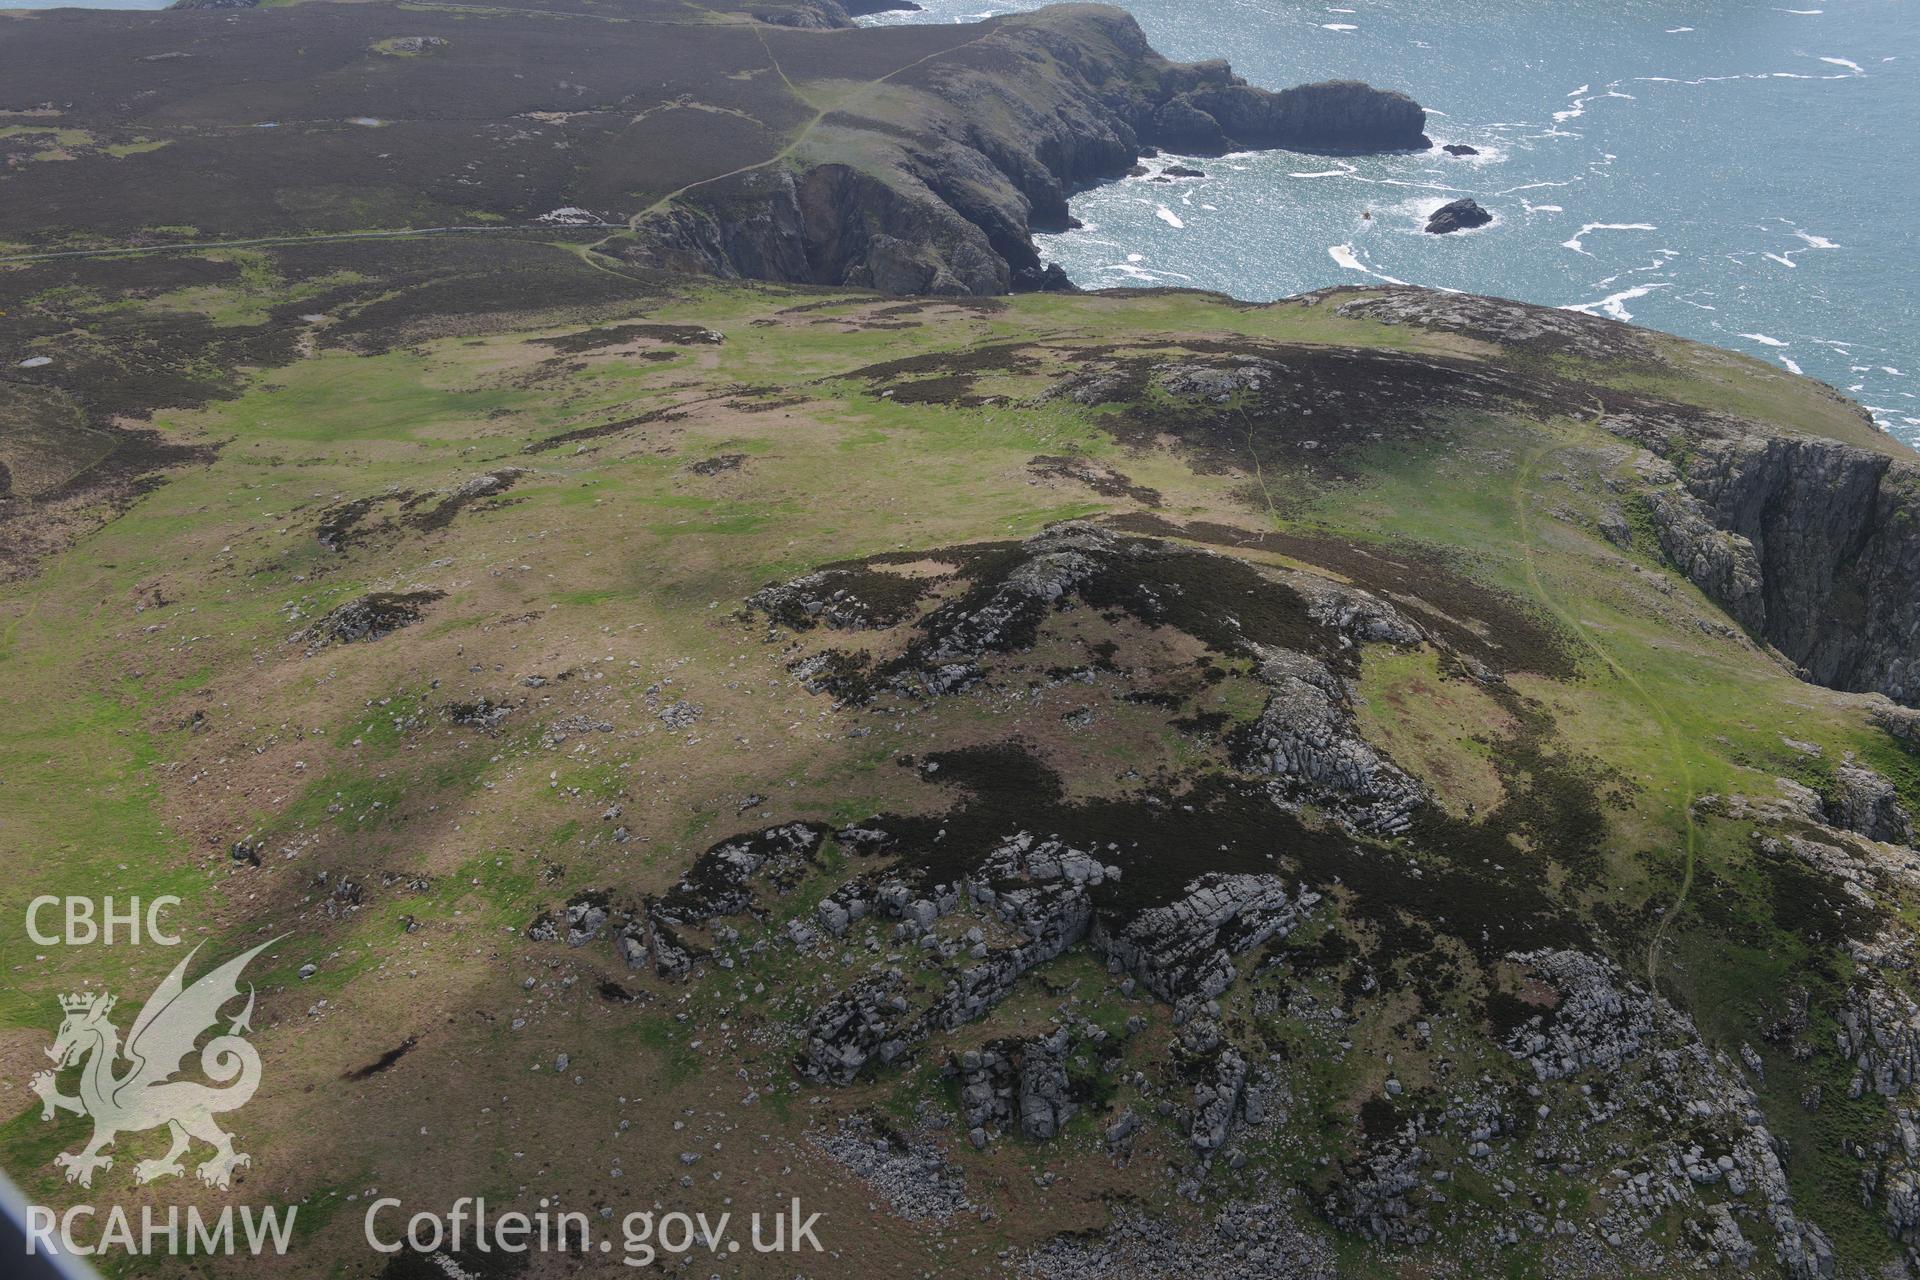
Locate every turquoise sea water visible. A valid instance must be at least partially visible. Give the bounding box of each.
[868,0,1920,441]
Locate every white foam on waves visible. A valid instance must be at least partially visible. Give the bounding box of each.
[1561,223,1657,255]
[1563,282,1670,323]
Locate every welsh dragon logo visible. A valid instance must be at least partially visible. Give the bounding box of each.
[28,938,279,1191]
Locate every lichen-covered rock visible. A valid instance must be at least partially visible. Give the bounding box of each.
[803,973,912,1084]
[929,880,1093,1029]
[1093,872,1316,1004]
[1502,949,1656,1082]
[1017,1027,1076,1140]
[1838,981,1920,1099]
[1188,1047,1248,1155]
[1830,763,1914,845]
[1241,650,1421,834]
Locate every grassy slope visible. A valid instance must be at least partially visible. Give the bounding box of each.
[0,264,1914,1276]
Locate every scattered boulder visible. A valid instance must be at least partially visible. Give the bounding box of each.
[809,1115,970,1221]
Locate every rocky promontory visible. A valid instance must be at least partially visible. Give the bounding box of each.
[1335,286,1920,707]
[623,6,1426,294]
[1148,76,1427,155]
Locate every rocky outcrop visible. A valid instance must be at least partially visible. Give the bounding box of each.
[1839,980,1920,1100]
[1831,764,1915,845]
[1015,1028,1077,1139]
[1241,651,1422,835]
[1496,948,1839,1280]
[628,7,1425,295]
[1331,286,1660,362]
[294,590,442,653]
[804,973,914,1083]
[954,1031,1076,1143]
[1093,873,1318,1006]
[1502,949,1657,1082]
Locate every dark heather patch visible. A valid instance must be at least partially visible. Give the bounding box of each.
[841,341,1046,407]
[1756,840,1874,953]
[315,238,673,356]
[408,470,523,533]
[1087,341,1562,476]
[866,297,1008,317]
[1483,987,1541,1041]
[649,822,835,928]
[1078,548,1337,670]
[342,1037,418,1081]
[535,322,723,353]
[316,495,387,552]
[1106,513,1576,679]
[1028,454,1163,507]
[765,532,1356,701]
[845,745,1581,959]
[1359,1096,1402,1140]
[523,405,689,454]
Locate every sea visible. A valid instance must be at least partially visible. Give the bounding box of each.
[864,0,1919,441]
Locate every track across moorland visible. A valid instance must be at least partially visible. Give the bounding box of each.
[1513,438,1699,990]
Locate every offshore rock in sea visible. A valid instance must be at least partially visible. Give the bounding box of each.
[1424,197,1493,234]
